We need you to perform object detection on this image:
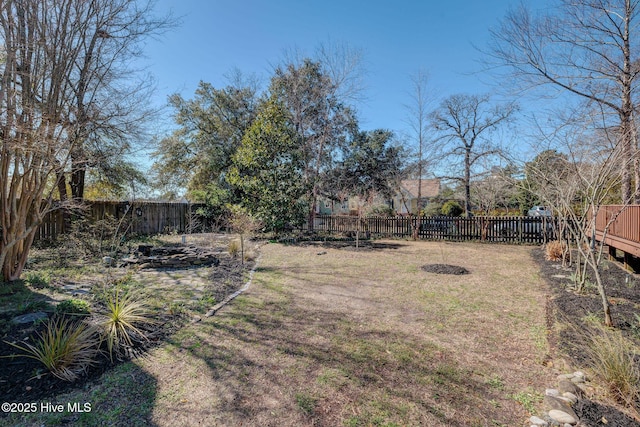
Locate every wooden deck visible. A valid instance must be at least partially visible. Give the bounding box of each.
[595,205,640,271]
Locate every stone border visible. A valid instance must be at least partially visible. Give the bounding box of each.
[203,244,265,318]
[529,371,586,426]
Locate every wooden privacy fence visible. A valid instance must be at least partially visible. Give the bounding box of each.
[304,215,556,244]
[34,201,209,242]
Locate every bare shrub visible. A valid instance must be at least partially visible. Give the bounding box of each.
[228,240,240,258]
[545,240,566,261]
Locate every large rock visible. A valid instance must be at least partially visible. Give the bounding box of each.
[557,379,582,397]
[544,396,578,424]
[548,409,577,424]
[12,311,48,324]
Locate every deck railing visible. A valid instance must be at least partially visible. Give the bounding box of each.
[594,205,640,258]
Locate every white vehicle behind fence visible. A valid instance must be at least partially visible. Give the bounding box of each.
[527,206,553,217]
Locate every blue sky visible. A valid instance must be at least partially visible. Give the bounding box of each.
[143,0,542,140]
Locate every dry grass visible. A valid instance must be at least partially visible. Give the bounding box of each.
[140,240,553,426]
[545,240,566,261]
[585,326,640,409]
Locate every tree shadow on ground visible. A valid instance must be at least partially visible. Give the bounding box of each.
[168,291,525,426]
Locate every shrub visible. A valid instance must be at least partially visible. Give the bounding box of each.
[545,240,566,261]
[441,201,463,217]
[366,205,395,217]
[17,298,52,315]
[96,289,154,361]
[23,271,51,288]
[586,326,640,408]
[56,299,91,316]
[421,203,443,217]
[6,317,99,381]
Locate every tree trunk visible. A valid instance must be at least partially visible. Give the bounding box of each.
[71,167,86,200]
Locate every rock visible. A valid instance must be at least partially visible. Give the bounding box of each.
[562,392,578,404]
[548,409,577,424]
[570,376,585,384]
[12,311,48,324]
[558,379,582,396]
[546,388,560,397]
[557,373,575,381]
[530,415,549,426]
[544,395,578,421]
[556,396,574,405]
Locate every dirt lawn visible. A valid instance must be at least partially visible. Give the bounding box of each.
[3,239,555,426]
[139,240,553,427]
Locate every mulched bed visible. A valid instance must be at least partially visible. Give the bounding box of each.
[532,246,640,426]
[421,263,470,275]
[0,311,180,403]
[0,249,255,405]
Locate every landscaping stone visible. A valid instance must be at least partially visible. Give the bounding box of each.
[530,371,589,426]
[530,415,548,426]
[557,379,582,396]
[12,311,48,324]
[121,245,220,269]
[548,409,577,424]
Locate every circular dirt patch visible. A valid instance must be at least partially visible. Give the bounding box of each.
[421,264,470,275]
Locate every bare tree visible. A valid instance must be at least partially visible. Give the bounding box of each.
[471,164,519,215]
[430,94,517,217]
[488,0,640,203]
[525,111,633,327]
[0,0,171,282]
[404,69,437,220]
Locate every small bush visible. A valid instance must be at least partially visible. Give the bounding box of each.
[23,271,51,288]
[441,201,463,217]
[6,317,99,381]
[366,205,395,217]
[545,240,567,261]
[56,299,91,316]
[586,326,640,408]
[228,240,240,258]
[95,289,154,361]
[17,298,51,315]
[421,203,442,217]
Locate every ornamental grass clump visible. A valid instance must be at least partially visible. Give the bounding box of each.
[545,240,567,261]
[5,317,99,381]
[96,288,155,361]
[586,326,640,409]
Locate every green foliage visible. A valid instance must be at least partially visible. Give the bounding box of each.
[23,270,51,288]
[5,317,99,381]
[17,298,52,315]
[227,97,308,232]
[367,205,396,217]
[151,81,259,199]
[294,392,317,416]
[96,288,154,361]
[327,129,404,205]
[421,202,443,217]
[441,200,463,217]
[56,299,91,316]
[512,389,543,414]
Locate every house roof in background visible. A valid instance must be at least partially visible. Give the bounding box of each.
[400,179,440,199]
